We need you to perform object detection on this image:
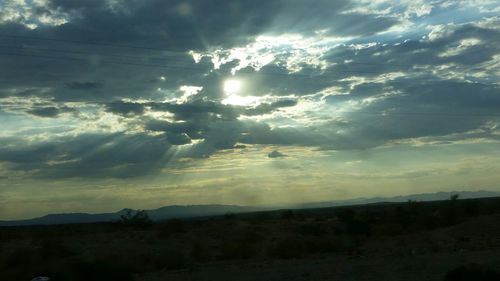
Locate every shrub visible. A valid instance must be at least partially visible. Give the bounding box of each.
[119,209,153,229]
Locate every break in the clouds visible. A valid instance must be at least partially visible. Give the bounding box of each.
[0,0,499,219]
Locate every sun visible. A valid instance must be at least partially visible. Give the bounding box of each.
[223,79,242,95]
[222,78,260,106]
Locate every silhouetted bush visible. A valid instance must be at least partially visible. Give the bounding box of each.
[119,209,153,229]
[444,264,500,281]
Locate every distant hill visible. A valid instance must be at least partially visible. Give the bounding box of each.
[0,205,262,226]
[294,190,500,209]
[1,190,498,226]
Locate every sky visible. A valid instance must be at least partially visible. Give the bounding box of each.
[0,0,499,219]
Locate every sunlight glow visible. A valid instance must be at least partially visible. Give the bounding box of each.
[223,79,242,95]
[222,95,261,106]
[222,79,260,106]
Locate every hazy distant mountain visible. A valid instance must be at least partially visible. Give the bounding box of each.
[0,205,262,226]
[294,190,500,209]
[1,191,498,226]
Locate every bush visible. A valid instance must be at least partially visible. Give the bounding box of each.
[119,209,153,229]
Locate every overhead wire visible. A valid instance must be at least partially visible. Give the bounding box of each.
[0,35,498,119]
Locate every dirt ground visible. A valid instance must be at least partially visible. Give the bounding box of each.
[139,214,500,281]
[140,250,500,281]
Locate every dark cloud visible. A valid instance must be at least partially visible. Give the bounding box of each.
[0,0,498,180]
[268,150,286,158]
[43,0,281,50]
[105,101,145,117]
[244,99,298,116]
[166,133,192,145]
[26,106,73,118]
[145,119,206,140]
[322,22,500,78]
[66,81,103,90]
[0,87,49,99]
[0,133,174,179]
[321,77,500,149]
[264,0,398,36]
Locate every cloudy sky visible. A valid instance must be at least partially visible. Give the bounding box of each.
[0,0,499,219]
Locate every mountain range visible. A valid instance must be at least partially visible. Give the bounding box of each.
[1,190,498,226]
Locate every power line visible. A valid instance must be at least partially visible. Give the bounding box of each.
[0,34,186,54]
[1,34,486,71]
[0,51,400,78]
[0,51,210,71]
[0,45,188,61]
[0,43,495,84]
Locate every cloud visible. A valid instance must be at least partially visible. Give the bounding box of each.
[66,81,103,90]
[268,150,287,158]
[166,133,192,145]
[0,0,498,181]
[0,133,175,179]
[26,106,75,118]
[105,101,145,117]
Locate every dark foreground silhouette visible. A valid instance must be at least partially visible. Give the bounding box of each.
[2,196,500,281]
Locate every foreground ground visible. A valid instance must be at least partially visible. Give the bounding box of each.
[1,196,500,280]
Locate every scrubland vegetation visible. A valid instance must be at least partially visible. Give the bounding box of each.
[1,195,500,280]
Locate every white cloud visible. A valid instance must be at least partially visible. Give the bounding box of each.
[439,38,482,57]
[191,33,347,74]
[0,0,69,28]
